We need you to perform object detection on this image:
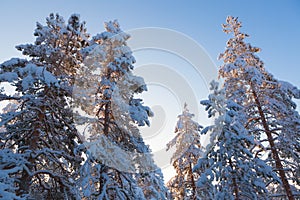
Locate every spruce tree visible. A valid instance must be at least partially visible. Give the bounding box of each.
[194,81,278,199]
[166,103,203,200]
[16,13,89,82]
[0,13,88,199]
[218,16,300,199]
[75,20,169,199]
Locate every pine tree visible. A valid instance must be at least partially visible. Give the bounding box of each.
[0,148,28,200]
[16,13,89,82]
[218,16,300,199]
[0,13,88,199]
[166,103,203,200]
[75,20,169,199]
[194,81,279,199]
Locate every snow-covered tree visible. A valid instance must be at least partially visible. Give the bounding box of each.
[166,103,203,200]
[194,81,279,200]
[16,13,89,83]
[0,149,28,200]
[0,58,81,199]
[0,13,88,199]
[75,20,169,199]
[218,16,300,199]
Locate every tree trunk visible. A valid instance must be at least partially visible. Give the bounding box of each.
[18,106,45,196]
[103,102,110,136]
[229,159,240,200]
[251,87,295,200]
[189,158,197,200]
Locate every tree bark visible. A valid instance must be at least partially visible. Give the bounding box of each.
[229,159,240,200]
[189,157,197,200]
[103,102,110,136]
[251,87,295,200]
[18,105,45,195]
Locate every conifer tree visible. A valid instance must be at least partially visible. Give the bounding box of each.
[0,13,88,199]
[75,20,169,199]
[0,148,28,200]
[218,16,300,199]
[166,103,203,200]
[16,13,89,82]
[194,81,279,199]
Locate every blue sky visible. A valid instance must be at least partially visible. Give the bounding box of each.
[1,0,300,86]
[1,0,300,181]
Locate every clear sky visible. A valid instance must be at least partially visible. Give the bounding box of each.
[1,0,300,182]
[1,0,300,86]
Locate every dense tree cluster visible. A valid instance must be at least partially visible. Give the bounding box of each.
[0,14,168,200]
[168,16,299,200]
[0,14,299,199]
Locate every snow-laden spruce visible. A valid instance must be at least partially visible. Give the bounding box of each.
[0,14,88,199]
[0,149,29,200]
[16,13,89,82]
[74,20,169,200]
[194,81,279,200]
[166,103,204,200]
[218,16,300,199]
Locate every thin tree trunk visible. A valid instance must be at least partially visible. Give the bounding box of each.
[251,87,295,200]
[18,105,45,195]
[229,159,239,200]
[189,158,197,200]
[103,102,110,136]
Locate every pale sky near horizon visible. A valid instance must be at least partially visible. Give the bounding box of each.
[1,0,300,182]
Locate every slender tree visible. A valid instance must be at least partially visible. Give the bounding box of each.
[194,81,279,199]
[75,20,169,199]
[166,103,203,200]
[218,16,300,199]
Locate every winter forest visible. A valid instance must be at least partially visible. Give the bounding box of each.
[0,13,299,200]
